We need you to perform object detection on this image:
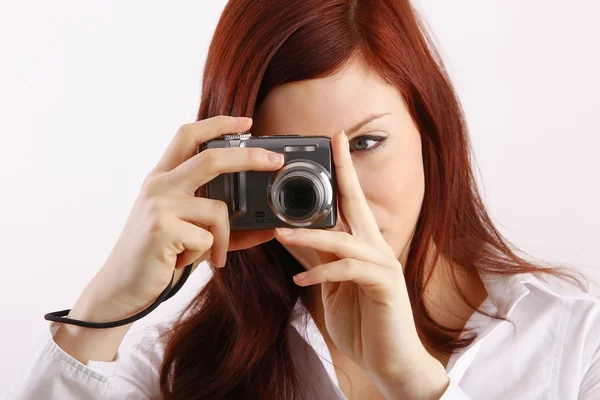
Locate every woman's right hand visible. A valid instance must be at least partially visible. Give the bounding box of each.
[77,116,284,322]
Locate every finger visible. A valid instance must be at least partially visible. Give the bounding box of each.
[167,147,284,194]
[292,258,394,298]
[170,218,215,269]
[169,196,230,268]
[175,248,208,270]
[153,116,253,173]
[332,129,382,242]
[274,227,394,267]
[172,257,204,287]
[229,230,276,252]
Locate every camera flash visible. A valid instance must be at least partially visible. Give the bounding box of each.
[284,145,317,152]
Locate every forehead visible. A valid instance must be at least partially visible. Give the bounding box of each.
[253,60,404,136]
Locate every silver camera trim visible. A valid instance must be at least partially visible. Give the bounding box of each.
[267,160,333,227]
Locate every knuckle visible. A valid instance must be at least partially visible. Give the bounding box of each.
[191,229,214,253]
[148,215,169,236]
[177,123,194,139]
[320,264,331,280]
[345,258,360,276]
[140,176,155,196]
[141,172,154,188]
[171,240,186,254]
[211,199,229,216]
[145,199,172,236]
[197,148,217,166]
[202,229,215,248]
[146,195,167,217]
[141,174,164,197]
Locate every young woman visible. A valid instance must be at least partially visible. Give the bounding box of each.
[18,0,599,399]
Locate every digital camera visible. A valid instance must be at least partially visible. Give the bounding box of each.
[202,133,337,229]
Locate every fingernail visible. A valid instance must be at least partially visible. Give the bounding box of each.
[237,117,253,123]
[276,227,294,235]
[268,152,284,164]
[294,271,309,281]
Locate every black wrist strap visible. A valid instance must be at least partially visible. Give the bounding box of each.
[44,263,193,329]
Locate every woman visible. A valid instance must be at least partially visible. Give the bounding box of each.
[18,0,599,399]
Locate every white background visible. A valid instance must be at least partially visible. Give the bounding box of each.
[1,0,599,397]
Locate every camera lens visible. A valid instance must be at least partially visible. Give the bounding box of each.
[279,178,317,218]
[268,160,334,226]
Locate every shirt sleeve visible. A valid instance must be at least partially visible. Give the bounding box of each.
[580,348,600,399]
[579,307,600,399]
[573,291,600,399]
[15,321,164,400]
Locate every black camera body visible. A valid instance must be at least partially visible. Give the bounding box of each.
[202,133,337,230]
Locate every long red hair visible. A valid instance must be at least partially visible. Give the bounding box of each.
[157,0,585,398]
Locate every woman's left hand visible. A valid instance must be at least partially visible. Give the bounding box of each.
[275,130,449,399]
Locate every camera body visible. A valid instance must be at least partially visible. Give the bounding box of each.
[202,133,337,230]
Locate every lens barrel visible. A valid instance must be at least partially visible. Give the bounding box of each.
[268,160,333,226]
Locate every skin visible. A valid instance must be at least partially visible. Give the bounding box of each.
[51,59,487,400]
[253,59,488,399]
[52,116,284,367]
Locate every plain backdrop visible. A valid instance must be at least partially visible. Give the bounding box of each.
[1,0,599,397]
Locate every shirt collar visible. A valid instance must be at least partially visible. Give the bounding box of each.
[446,272,534,382]
[290,301,343,393]
[480,272,532,318]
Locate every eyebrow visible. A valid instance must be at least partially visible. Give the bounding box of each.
[345,112,391,136]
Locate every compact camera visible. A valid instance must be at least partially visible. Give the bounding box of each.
[202,133,337,229]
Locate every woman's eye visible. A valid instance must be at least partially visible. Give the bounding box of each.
[349,135,387,153]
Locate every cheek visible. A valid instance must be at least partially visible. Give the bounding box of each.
[357,140,425,255]
[360,164,424,227]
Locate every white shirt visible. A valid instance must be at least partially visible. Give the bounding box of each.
[15,272,600,399]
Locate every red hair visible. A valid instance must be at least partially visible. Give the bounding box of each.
[157,0,585,398]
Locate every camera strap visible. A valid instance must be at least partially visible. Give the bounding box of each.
[43,263,193,329]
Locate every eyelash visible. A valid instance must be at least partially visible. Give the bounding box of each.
[349,134,389,154]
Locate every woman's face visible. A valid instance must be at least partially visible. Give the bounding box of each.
[253,59,425,266]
